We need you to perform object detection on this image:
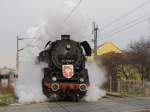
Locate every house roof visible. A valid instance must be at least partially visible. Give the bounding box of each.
[87,42,122,61]
[97,42,122,56]
[0,68,10,75]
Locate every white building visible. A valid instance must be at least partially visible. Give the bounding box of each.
[0,67,17,88]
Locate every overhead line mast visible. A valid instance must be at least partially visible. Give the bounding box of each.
[93,22,99,59]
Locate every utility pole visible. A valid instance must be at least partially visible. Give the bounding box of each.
[16,35,24,74]
[93,22,99,59]
[16,36,19,74]
[16,36,36,73]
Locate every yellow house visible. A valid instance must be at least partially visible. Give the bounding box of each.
[87,42,122,61]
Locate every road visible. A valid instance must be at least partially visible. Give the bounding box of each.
[0,97,150,112]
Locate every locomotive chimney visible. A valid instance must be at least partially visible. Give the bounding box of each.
[61,35,70,40]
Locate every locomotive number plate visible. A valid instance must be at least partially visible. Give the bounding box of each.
[62,65,74,78]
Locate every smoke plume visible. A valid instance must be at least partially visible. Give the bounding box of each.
[15,0,106,103]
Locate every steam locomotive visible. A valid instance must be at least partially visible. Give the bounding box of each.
[38,35,91,101]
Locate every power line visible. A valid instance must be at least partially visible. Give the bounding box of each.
[101,0,150,30]
[63,0,82,23]
[58,0,83,35]
[101,16,150,41]
[102,13,150,36]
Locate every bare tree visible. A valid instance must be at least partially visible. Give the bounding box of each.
[128,38,150,81]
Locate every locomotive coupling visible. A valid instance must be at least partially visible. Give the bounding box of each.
[79,84,87,91]
[51,83,59,91]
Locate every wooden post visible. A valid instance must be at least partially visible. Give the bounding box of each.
[117,80,121,92]
[109,76,112,92]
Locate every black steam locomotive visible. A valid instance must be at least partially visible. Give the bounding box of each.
[38,35,91,101]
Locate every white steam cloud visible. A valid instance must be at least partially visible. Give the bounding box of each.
[15,0,106,103]
[15,60,47,103]
[85,62,106,102]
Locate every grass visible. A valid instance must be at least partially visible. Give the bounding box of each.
[120,91,144,97]
[0,94,17,106]
[0,85,18,106]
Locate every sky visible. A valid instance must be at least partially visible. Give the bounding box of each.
[0,0,150,68]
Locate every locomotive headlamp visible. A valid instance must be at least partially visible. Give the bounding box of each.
[52,76,57,81]
[66,44,71,49]
[80,78,84,82]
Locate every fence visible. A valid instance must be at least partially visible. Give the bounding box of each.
[118,80,144,94]
[108,80,150,96]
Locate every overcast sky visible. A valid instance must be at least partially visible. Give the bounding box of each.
[0,0,150,68]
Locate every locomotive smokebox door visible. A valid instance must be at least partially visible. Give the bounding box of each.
[62,65,74,78]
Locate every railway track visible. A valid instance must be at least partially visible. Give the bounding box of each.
[1,97,150,112]
[48,102,72,112]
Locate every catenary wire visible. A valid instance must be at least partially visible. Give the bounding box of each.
[100,17,150,41]
[101,0,150,31]
[102,13,150,36]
